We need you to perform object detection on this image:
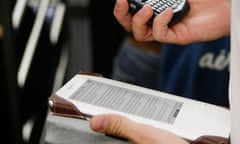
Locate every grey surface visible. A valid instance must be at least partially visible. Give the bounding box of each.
[64,17,93,81]
[44,112,131,144]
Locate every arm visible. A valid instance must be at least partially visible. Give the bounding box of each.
[113,0,230,45]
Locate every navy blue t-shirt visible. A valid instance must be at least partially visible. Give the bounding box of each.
[157,36,230,107]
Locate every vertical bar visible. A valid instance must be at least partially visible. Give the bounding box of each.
[230,0,240,143]
[0,0,22,143]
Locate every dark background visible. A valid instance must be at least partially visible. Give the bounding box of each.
[0,0,126,143]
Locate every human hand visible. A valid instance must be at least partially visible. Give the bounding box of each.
[113,0,230,44]
[90,114,189,144]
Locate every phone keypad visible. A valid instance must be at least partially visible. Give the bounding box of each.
[145,0,184,13]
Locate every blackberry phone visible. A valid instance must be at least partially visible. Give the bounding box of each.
[128,0,189,25]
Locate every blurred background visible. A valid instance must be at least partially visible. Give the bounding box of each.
[0,0,125,143]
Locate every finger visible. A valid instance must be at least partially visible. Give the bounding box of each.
[152,8,177,43]
[90,114,190,144]
[132,5,154,41]
[113,0,133,32]
[90,114,147,143]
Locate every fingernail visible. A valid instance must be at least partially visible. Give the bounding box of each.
[138,5,151,17]
[162,7,172,16]
[115,0,121,10]
[92,115,107,132]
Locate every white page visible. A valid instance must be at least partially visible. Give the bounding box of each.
[230,0,240,143]
[55,74,230,140]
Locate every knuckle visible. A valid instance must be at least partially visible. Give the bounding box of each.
[107,118,125,136]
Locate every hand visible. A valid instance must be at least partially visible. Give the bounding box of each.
[113,0,230,44]
[90,114,189,144]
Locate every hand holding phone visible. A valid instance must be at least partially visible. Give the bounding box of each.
[128,0,189,25]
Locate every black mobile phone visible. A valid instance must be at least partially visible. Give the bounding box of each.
[128,0,189,25]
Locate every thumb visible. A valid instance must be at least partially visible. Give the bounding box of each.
[90,114,189,144]
[90,114,144,143]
